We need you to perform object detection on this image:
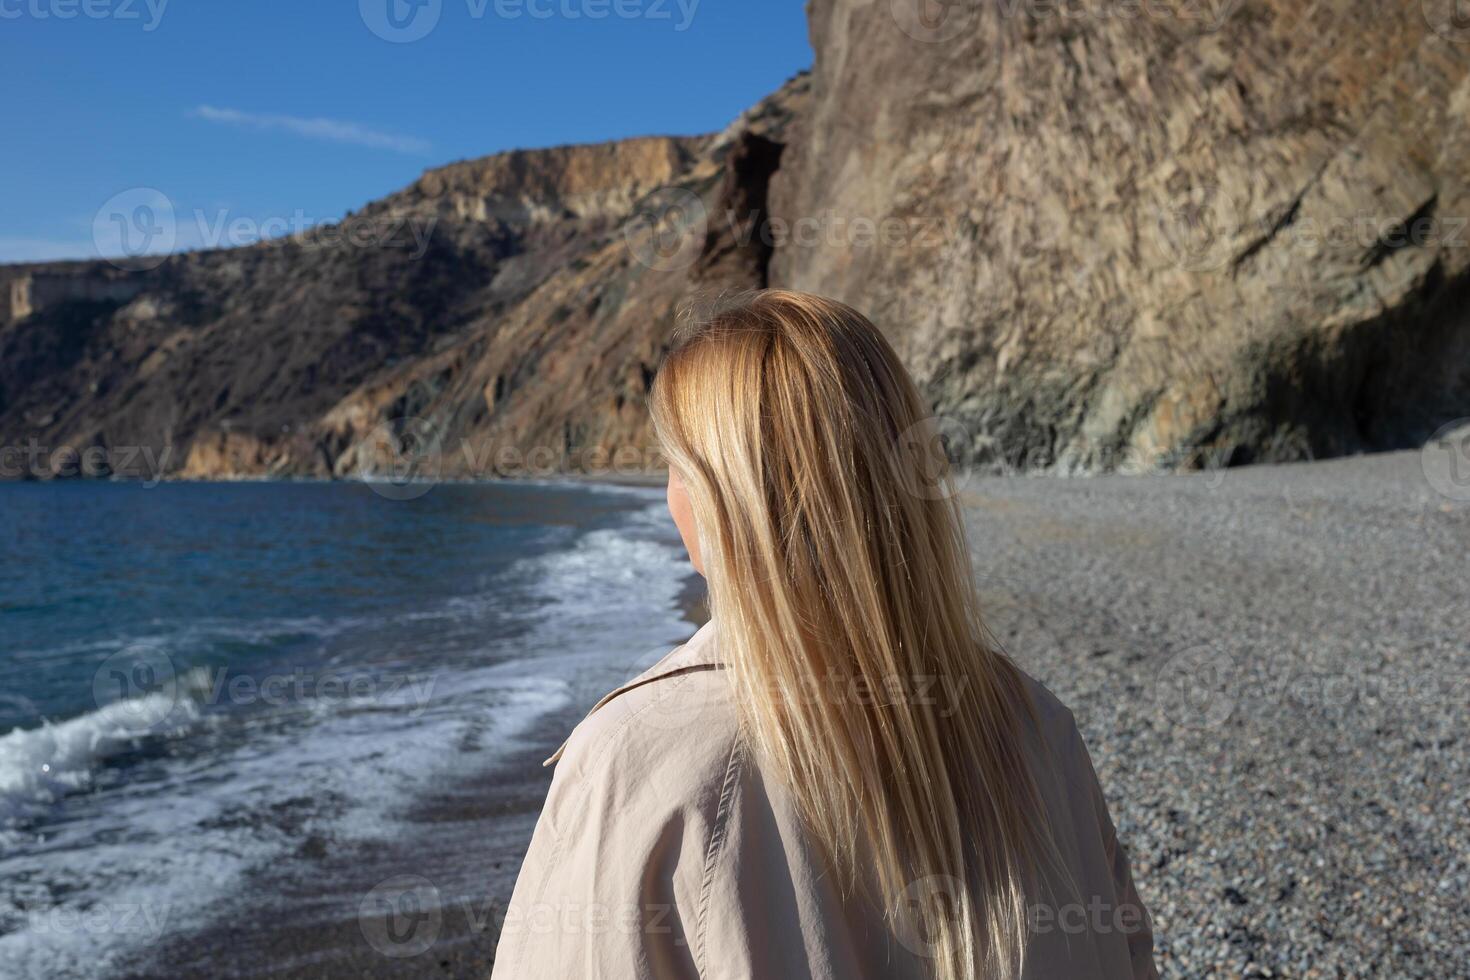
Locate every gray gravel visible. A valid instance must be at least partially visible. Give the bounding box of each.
[960,449,1468,979]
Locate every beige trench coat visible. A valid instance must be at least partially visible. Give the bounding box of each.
[491,623,1157,979]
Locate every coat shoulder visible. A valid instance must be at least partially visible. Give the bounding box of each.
[554,664,743,810]
[1018,671,1081,739]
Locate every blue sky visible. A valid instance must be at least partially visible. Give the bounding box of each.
[0,0,811,263]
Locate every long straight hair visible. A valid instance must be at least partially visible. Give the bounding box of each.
[650,290,1060,980]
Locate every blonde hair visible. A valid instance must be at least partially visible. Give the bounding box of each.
[650,289,1060,980]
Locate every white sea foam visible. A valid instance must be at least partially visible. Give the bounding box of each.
[507,503,697,670]
[0,689,201,831]
[0,497,695,980]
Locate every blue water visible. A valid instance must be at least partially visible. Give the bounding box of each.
[0,480,695,978]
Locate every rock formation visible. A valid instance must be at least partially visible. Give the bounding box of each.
[3,0,1470,482]
[0,80,806,480]
[771,0,1470,470]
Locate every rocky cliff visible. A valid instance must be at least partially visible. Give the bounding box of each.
[3,0,1469,482]
[772,0,1470,470]
[0,81,805,480]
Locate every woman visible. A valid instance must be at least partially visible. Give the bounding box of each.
[491,291,1156,979]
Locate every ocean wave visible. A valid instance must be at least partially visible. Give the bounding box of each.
[0,686,202,834]
[0,492,697,980]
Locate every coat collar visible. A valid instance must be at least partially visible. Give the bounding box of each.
[543,620,721,766]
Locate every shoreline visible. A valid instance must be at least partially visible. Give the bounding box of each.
[0,471,672,489]
[3,440,1457,491]
[113,549,708,980]
[116,708,572,980]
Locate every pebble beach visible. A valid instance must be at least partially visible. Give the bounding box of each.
[106,449,1468,979]
[964,449,1467,977]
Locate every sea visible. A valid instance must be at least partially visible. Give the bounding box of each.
[0,479,697,979]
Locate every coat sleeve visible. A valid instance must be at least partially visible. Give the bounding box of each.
[489,719,714,979]
[1076,730,1159,980]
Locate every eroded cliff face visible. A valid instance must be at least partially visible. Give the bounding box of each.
[770,0,1470,470]
[5,0,1470,483]
[0,79,807,481]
